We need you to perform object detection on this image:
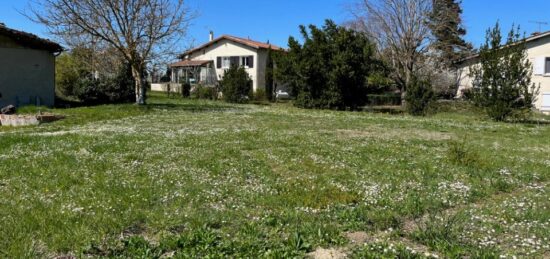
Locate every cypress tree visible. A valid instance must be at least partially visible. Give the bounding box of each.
[265,47,274,102]
[429,0,473,67]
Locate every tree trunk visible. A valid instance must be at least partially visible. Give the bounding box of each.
[131,64,146,105]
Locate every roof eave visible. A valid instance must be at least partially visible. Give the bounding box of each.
[178,35,283,59]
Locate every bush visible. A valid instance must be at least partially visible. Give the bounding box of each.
[221,66,252,103]
[192,84,218,100]
[253,88,268,103]
[182,83,191,98]
[55,52,89,98]
[72,77,105,104]
[103,63,136,103]
[60,60,136,105]
[405,78,435,116]
[366,93,402,106]
[275,20,387,110]
[447,140,480,167]
[460,88,474,100]
[470,23,539,121]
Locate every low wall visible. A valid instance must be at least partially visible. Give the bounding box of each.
[0,114,64,127]
[151,83,182,93]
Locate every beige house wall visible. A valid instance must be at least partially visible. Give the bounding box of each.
[457,36,550,112]
[0,45,56,108]
[187,39,266,92]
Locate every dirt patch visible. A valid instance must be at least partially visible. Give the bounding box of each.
[307,248,346,259]
[345,231,369,244]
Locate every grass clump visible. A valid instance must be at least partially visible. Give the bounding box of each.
[446,139,484,168]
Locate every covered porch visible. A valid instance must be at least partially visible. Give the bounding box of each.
[169,60,217,85]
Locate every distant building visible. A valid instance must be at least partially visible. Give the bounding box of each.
[166,32,283,92]
[0,24,63,108]
[456,31,550,113]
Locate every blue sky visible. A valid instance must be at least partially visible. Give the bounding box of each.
[2,0,550,49]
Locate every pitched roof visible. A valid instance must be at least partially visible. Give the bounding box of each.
[169,60,212,67]
[180,35,283,58]
[0,24,63,53]
[457,30,550,64]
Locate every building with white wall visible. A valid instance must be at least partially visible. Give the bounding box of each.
[456,32,550,113]
[169,33,282,92]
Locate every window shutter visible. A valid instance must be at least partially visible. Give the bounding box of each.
[248,56,254,68]
[542,93,550,109]
[230,56,239,67]
[217,57,222,69]
[534,57,545,75]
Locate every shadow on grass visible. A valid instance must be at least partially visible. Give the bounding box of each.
[55,94,247,113]
[510,119,550,126]
[146,102,248,112]
[363,105,405,115]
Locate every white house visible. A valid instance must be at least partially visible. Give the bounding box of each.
[457,31,550,113]
[166,32,283,92]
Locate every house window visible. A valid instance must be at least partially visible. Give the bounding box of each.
[542,93,550,110]
[222,57,231,68]
[218,56,253,69]
[241,56,253,68]
[242,56,254,68]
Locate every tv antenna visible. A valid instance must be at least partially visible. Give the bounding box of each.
[529,21,548,33]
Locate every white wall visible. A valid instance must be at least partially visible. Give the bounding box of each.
[187,39,264,92]
[457,36,550,112]
[151,83,182,92]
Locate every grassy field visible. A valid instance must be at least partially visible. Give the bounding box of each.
[1,92,549,258]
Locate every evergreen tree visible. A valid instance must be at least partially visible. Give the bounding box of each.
[429,0,473,67]
[265,47,274,102]
[275,20,383,110]
[470,23,539,121]
[221,65,252,103]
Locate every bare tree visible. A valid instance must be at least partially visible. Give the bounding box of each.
[349,0,433,99]
[28,0,193,104]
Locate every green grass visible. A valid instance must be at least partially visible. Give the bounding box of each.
[1,92,549,258]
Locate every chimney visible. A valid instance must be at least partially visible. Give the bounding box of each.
[209,31,214,42]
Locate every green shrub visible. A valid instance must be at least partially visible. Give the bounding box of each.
[405,78,435,116]
[366,93,402,106]
[470,23,540,121]
[72,77,105,104]
[275,20,386,110]
[182,83,191,98]
[103,63,136,103]
[71,64,136,105]
[221,66,252,103]
[192,85,218,100]
[253,88,268,102]
[460,88,474,100]
[447,140,480,167]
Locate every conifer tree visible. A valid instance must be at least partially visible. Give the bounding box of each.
[470,23,539,121]
[429,0,473,67]
[265,47,274,102]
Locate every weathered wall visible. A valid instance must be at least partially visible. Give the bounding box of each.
[0,44,56,108]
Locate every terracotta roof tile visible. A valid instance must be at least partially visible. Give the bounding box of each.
[169,60,212,67]
[180,35,283,58]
